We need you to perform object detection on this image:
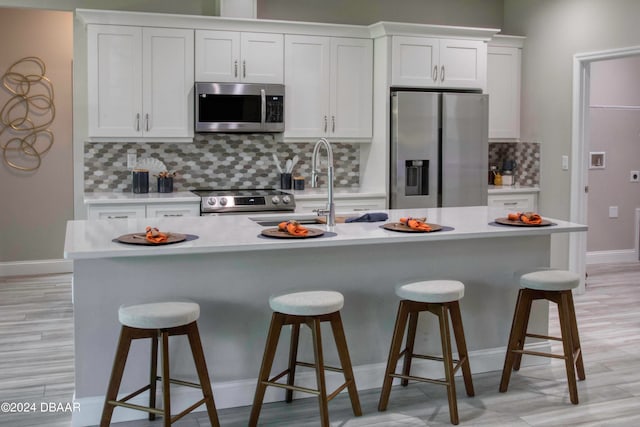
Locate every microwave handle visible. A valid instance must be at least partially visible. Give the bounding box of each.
[260,88,266,126]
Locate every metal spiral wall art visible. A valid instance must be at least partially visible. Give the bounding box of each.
[0,57,55,171]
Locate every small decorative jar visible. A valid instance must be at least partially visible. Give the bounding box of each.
[156,171,177,193]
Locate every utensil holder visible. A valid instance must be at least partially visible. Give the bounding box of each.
[280,173,292,190]
[157,177,173,193]
[132,170,149,193]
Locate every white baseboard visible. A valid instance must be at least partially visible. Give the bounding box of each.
[72,342,550,427]
[586,249,638,265]
[0,259,73,278]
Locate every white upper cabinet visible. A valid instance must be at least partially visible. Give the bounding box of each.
[392,36,487,89]
[87,25,194,138]
[195,30,283,83]
[284,35,372,139]
[487,36,524,139]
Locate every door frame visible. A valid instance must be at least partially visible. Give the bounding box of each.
[570,45,640,291]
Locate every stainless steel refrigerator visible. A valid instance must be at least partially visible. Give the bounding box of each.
[390,90,488,209]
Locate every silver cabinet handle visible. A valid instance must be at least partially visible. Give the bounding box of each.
[145,113,149,132]
[136,113,140,131]
[332,115,335,133]
[503,202,518,206]
[234,60,238,78]
[324,115,328,133]
[243,60,246,78]
[108,215,128,219]
[163,214,184,217]
[260,89,266,127]
[433,65,438,82]
[441,65,445,82]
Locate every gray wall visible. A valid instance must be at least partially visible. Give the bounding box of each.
[587,56,640,252]
[257,0,503,27]
[503,0,640,265]
[0,8,73,263]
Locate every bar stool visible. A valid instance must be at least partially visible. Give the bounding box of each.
[499,269,585,404]
[378,280,474,425]
[100,301,220,427]
[249,290,362,427]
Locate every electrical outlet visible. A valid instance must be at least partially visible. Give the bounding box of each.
[609,206,618,218]
[127,152,137,169]
[630,171,640,182]
[561,155,569,171]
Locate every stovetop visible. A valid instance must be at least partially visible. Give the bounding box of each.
[191,188,295,213]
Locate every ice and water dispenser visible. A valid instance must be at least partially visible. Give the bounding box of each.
[405,160,429,196]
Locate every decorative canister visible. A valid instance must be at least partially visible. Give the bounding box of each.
[157,177,174,193]
[132,169,149,193]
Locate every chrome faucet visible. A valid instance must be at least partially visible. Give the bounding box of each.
[311,137,336,226]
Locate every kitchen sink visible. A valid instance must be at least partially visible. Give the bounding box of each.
[248,214,322,227]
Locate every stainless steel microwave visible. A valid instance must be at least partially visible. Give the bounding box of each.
[195,82,285,133]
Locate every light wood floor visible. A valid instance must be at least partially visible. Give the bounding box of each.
[1,262,639,426]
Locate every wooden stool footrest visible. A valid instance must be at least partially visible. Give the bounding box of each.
[107,400,163,415]
[512,349,567,360]
[296,360,344,374]
[402,352,466,375]
[525,332,562,342]
[390,373,448,386]
[262,378,354,402]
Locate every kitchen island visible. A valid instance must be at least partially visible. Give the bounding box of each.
[64,206,586,426]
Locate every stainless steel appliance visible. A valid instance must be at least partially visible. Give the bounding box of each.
[191,188,295,215]
[195,82,284,133]
[390,90,488,209]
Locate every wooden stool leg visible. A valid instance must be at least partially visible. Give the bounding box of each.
[401,311,419,387]
[378,300,411,411]
[186,322,221,427]
[449,301,474,397]
[500,289,532,393]
[286,323,301,403]
[513,289,533,371]
[161,331,171,427]
[567,291,586,381]
[558,291,579,404]
[309,318,330,427]
[438,304,459,425]
[100,327,134,427]
[329,311,362,417]
[249,312,286,427]
[149,332,158,421]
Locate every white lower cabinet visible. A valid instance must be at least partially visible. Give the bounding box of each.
[87,202,199,219]
[487,192,538,212]
[87,204,146,220]
[295,197,386,213]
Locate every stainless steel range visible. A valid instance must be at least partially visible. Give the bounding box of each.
[191,188,295,215]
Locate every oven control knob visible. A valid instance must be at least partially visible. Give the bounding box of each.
[219,197,228,206]
[282,195,291,204]
[271,196,280,204]
[207,197,217,206]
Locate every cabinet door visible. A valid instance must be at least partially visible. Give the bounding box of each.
[330,38,373,138]
[391,36,439,87]
[142,28,194,138]
[195,30,240,82]
[284,35,331,138]
[88,25,142,137]
[146,203,200,218]
[87,204,146,220]
[487,46,521,139]
[439,39,487,89]
[241,32,284,83]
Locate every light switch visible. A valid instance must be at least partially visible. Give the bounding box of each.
[609,206,618,218]
[561,155,569,171]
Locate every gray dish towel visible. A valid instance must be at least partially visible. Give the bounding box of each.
[345,212,389,223]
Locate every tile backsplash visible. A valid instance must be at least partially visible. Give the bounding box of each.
[84,134,360,192]
[489,141,540,186]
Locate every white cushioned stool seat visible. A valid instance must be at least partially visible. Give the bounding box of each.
[118,301,200,329]
[396,280,465,303]
[269,290,344,316]
[520,270,580,291]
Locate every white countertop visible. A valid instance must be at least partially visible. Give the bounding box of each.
[488,185,540,194]
[64,206,586,259]
[84,191,200,204]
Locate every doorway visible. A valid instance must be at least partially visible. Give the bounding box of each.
[570,45,640,291]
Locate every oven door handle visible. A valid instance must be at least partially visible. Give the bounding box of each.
[260,88,266,130]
